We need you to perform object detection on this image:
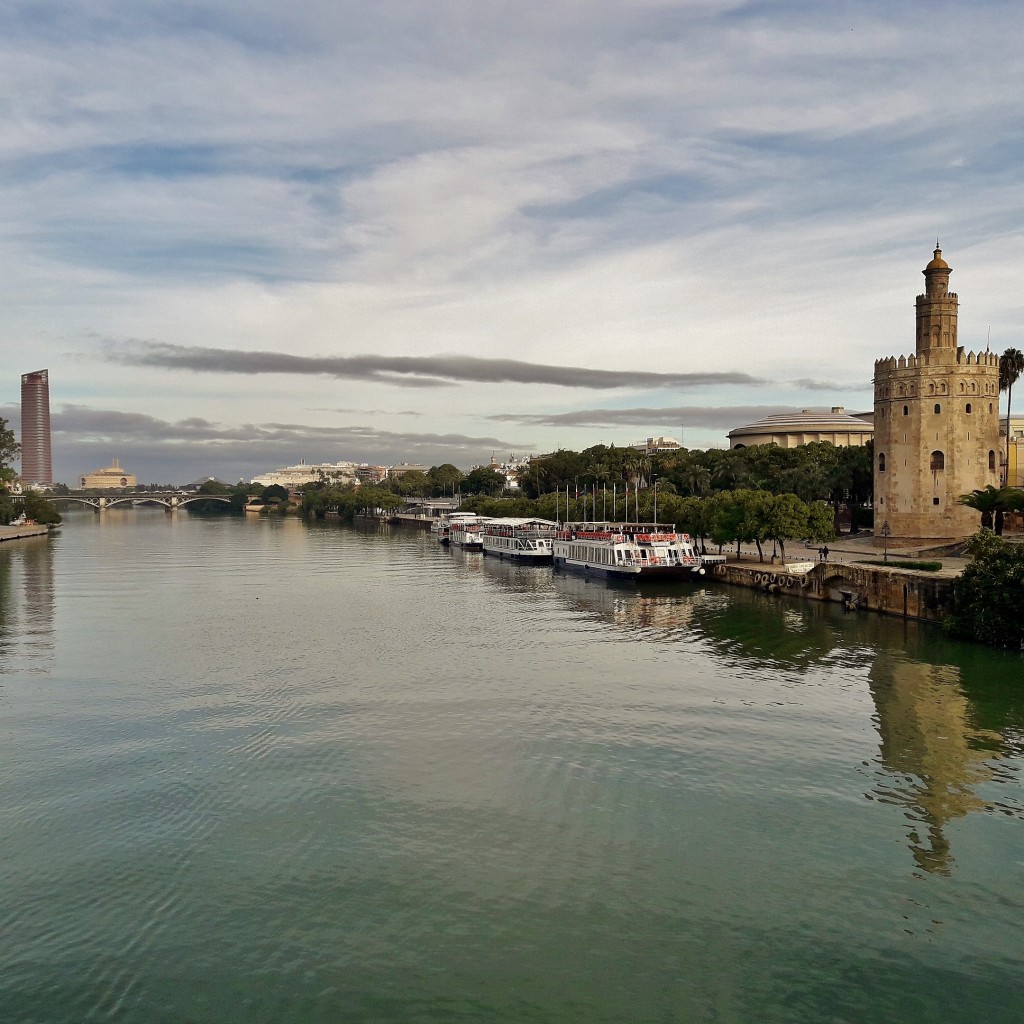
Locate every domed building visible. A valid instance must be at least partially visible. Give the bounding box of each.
[727,407,874,449]
[80,458,137,489]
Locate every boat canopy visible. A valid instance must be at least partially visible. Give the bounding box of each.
[482,517,558,528]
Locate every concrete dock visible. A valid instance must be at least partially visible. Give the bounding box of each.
[0,524,52,542]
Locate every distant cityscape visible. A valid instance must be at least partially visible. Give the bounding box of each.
[9,248,1024,549]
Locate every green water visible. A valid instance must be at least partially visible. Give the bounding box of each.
[1,513,1022,1022]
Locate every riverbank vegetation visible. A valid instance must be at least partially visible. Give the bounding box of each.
[946,531,1024,649]
[0,416,61,526]
[321,439,869,521]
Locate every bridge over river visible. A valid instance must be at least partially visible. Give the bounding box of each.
[55,491,235,512]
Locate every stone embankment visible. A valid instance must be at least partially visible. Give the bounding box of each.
[0,524,52,543]
[708,558,954,623]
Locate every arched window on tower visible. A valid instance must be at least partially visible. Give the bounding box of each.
[966,403,972,414]
[878,453,886,472]
[989,450,996,471]
[930,450,945,471]
[903,405,909,416]
[934,403,941,414]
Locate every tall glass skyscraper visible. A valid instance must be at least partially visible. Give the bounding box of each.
[20,369,52,486]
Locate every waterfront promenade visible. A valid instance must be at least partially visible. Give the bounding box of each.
[727,532,972,579]
[0,523,51,542]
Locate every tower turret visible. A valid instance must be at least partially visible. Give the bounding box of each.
[916,245,958,355]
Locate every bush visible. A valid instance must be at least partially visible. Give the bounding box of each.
[945,532,1024,649]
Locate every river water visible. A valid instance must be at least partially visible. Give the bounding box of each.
[1,511,1022,1023]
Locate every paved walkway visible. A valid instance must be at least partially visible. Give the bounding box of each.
[725,533,973,579]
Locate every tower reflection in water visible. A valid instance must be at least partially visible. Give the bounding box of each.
[0,537,55,674]
[867,651,1022,875]
[510,570,1024,877]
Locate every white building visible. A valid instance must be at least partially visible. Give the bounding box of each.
[486,452,530,489]
[631,436,683,455]
[251,460,359,489]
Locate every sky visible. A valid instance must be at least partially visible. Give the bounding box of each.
[3,0,1024,485]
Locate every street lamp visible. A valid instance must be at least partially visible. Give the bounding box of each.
[881,520,891,563]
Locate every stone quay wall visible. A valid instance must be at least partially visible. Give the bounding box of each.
[707,560,954,624]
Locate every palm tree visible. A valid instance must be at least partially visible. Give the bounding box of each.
[999,347,1024,485]
[959,485,1024,535]
[680,464,712,497]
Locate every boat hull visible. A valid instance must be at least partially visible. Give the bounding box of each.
[553,556,698,582]
[484,548,553,563]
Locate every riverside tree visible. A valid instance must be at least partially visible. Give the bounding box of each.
[946,531,1024,649]
[426,464,464,496]
[513,440,872,526]
[462,466,506,495]
[0,416,19,490]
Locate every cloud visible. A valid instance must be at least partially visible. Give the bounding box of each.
[4,1,1024,485]
[792,378,869,392]
[1,402,531,483]
[488,405,812,430]
[100,339,765,390]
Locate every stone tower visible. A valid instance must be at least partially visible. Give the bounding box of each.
[873,247,1000,542]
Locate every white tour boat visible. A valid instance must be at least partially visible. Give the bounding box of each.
[433,511,480,545]
[449,515,490,550]
[552,522,705,582]
[480,518,558,563]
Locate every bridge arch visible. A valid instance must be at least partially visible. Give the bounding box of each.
[53,492,235,513]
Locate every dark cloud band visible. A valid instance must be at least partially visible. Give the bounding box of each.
[488,404,856,429]
[102,340,765,391]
